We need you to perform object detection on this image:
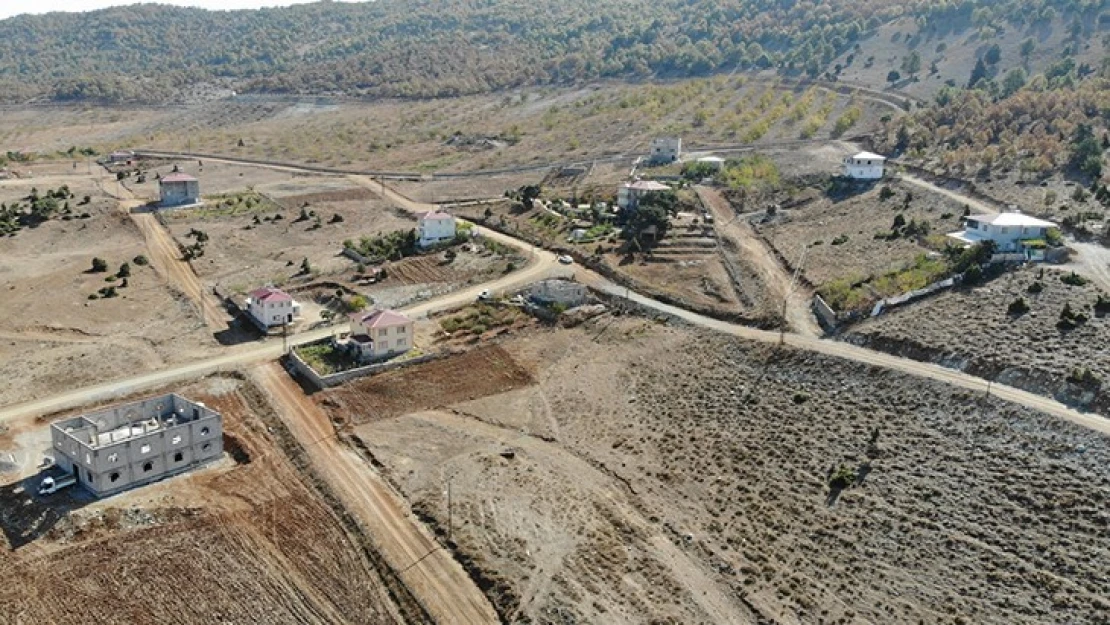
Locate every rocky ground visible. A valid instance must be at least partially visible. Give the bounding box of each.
[336,316,1110,624]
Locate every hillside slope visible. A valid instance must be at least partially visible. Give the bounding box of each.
[0,0,1103,103]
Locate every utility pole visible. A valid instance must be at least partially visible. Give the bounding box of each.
[780,242,809,346]
[446,477,453,542]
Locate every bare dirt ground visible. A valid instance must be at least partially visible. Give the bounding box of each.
[0,169,219,407]
[699,185,820,336]
[846,266,1110,414]
[252,362,499,624]
[0,375,410,624]
[757,178,968,287]
[336,318,1110,624]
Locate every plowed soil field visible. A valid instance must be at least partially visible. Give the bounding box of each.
[0,376,410,624]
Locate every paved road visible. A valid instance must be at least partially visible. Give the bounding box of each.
[253,364,500,625]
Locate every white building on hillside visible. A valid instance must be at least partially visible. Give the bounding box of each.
[617,180,671,212]
[947,211,1058,261]
[246,286,301,329]
[418,210,457,248]
[843,151,886,180]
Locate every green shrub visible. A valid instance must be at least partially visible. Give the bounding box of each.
[1027,281,1044,294]
[1060,271,1090,287]
[828,465,856,491]
[1007,297,1030,316]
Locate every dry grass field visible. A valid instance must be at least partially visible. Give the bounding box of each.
[0,168,219,407]
[0,376,412,624]
[325,316,1110,624]
[846,266,1110,414]
[0,76,887,175]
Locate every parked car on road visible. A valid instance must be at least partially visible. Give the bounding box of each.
[557,255,574,265]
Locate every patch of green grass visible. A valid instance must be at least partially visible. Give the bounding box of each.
[295,343,358,375]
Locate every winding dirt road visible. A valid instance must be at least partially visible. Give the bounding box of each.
[697,185,821,337]
[252,364,500,625]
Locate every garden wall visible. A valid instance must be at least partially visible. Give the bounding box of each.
[286,344,444,390]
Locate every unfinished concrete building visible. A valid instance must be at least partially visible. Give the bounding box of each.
[50,394,223,497]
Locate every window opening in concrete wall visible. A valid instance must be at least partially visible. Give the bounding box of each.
[171,435,182,445]
[140,444,151,454]
[142,461,153,473]
[202,443,211,452]
[174,452,184,463]
[87,470,94,482]
[200,426,210,436]
[110,472,120,483]
[108,453,118,463]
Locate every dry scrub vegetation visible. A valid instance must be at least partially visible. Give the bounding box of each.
[847,267,1110,414]
[344,317,1110,624]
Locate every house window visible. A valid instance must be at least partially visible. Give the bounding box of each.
[110,472,120,483]
[397,338,406,347]
[171,435,182,445]
[142,461,153,473]
[397,326,406,334]
[87,470,94,483]
[200,426,210,437]
[108,453,118,463]
[174,452,184,463]
[1000,227,1009,234]
[140,444,151,455]
[202,443,211,452]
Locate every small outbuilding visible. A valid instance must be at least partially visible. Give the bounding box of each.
[649,137,682,163]
[159,172,200,207]
[843,151,886,180]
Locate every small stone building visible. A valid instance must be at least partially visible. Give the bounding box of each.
[649,137,682,163]
[843,151,886,180]
[50,393,223,497]
[159,172,200,207]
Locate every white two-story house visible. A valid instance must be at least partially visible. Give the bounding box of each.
[418,210,457,248]
[947,211,1058,261]
[246,286,301,329]
[843,151,886,180]
[345,309,414,361]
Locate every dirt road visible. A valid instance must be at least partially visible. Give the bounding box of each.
[129,209,229,332]
[251,364,500,625]
[900,174,998,214]
[1064,241,1110,293]
[599,283,1110,437]
[698,186,821,336]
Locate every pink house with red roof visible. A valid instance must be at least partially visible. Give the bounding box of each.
[159,172,200,207]
[247,286,301,329]
[346,309,414,360]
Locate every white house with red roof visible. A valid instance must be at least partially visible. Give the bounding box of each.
[159,172,200,207]
[417,210,457,248]
[346,309,414,361]
[246,286,301,329]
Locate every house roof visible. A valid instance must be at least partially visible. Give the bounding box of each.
[420,210,454,222]
[626,180,671,191]
[966,212,1057,228]
[850,151,886,161]
[350,309,412,329]
[161,173,197,183]
[249,287,293,303]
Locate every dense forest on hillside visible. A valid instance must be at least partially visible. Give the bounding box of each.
[0,0,1104,103]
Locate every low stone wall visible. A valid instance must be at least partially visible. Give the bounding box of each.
[286,344,444,390]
